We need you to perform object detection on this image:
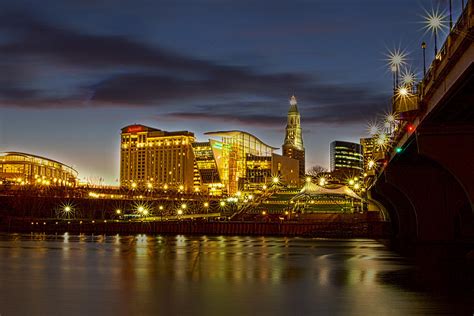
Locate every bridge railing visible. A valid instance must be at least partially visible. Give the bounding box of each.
[422,0,473,105]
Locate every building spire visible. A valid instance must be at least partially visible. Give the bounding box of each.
[289,95,298,113]
[282,95,305,178]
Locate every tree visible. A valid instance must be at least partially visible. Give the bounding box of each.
[306,165,327,178]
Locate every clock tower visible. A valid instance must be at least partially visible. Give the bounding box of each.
[282,95,305,179]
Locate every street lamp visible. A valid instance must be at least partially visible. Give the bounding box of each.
[449,0,453,30]
[386,48,408,89]
[422,42,427,76]
[423,8,447,57]
[391,65,397,90]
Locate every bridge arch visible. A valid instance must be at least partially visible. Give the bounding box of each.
[372,179,418,244]
[383,151,473,242]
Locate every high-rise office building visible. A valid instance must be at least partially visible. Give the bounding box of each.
[282,95,305,179]
[120,125,196,191]
[330,141,363,173]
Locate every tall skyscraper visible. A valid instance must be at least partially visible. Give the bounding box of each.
[282,95,305,179]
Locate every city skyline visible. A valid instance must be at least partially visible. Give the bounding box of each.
[0,0,455,184]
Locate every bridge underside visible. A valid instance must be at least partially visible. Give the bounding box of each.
[371,61,474,252]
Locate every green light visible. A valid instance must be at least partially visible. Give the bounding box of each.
[396,147,403,153]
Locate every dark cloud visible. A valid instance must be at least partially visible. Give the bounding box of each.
[0,10,389,124]
[167,97,389,128]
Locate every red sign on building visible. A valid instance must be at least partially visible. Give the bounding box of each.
[127,125,144,133]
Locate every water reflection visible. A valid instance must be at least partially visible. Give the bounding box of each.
[0,233,472,315]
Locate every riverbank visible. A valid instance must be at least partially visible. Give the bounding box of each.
[0,217,390,238]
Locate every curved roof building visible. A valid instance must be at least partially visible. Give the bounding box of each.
[204,130,297,194]
[205,130,278,156]
[0,152,78,186]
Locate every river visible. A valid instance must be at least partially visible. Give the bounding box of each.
[0,234,472,315]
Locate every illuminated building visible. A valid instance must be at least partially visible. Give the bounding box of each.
[192,141,224,195]
[360,137,376,175]
[203,131,299,194]
[120,125,195,191]
[0,152,77,186]
[245,153,299,191]
[330,141,363,174]
[282,95,305,179]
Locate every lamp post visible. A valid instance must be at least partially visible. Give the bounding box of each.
[449,0,453,29]
[424,9,447,59]
[391,65,397,91]
[422,42,427,76]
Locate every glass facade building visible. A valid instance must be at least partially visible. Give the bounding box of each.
[330,141,363,173]
[205,131,299,194]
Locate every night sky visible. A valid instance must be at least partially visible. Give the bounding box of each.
[0,0,455,184]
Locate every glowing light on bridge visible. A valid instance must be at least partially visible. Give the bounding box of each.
[422,8,448,33]
[422,7,448,55]
[385,48,408,71]
[367,159,376,170]
[385,111,399,123]
[383,110,399,134]
[375,133,390,150]
[367,121,381,136]
[401,68,417,86]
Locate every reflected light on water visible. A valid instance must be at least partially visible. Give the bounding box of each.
[0,234,472,315]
